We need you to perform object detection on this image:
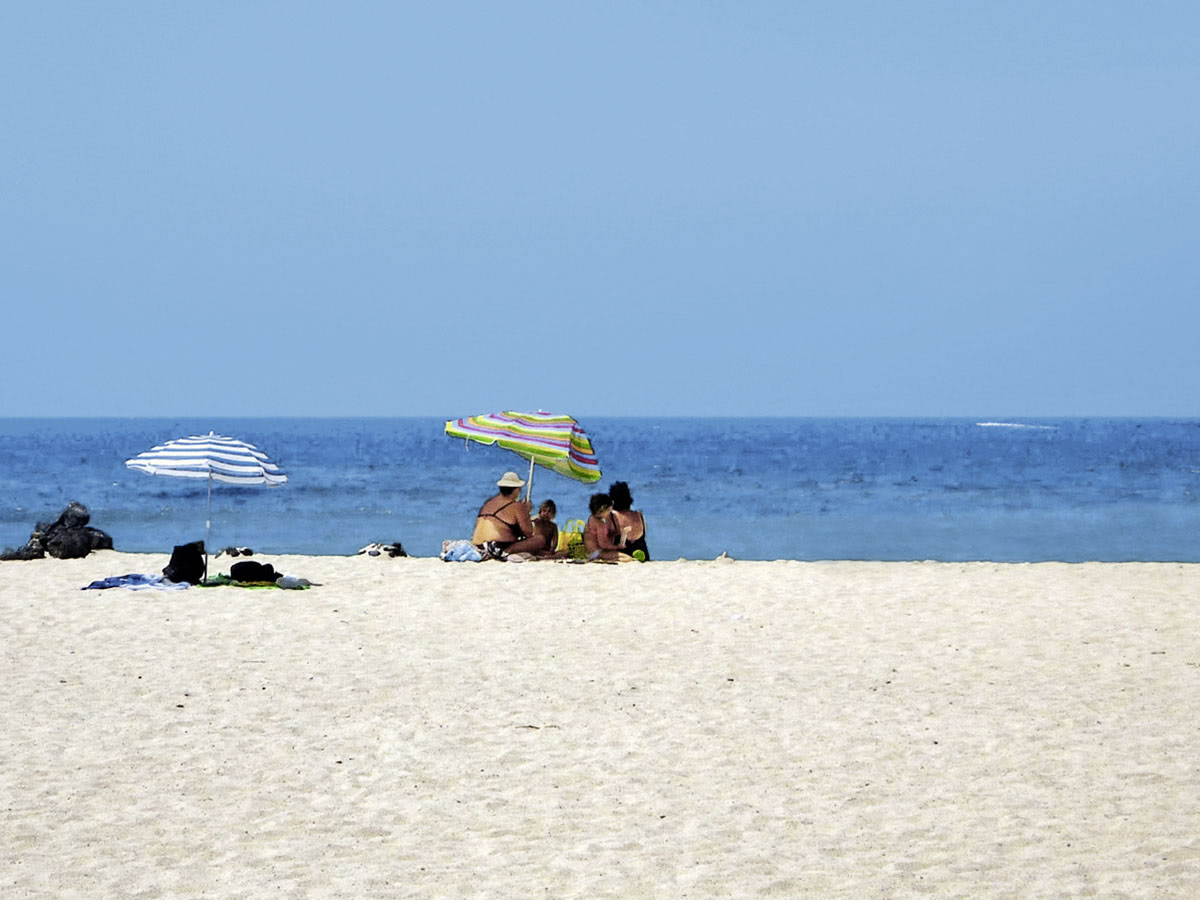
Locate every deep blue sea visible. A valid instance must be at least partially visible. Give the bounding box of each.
[1,418,1199,562]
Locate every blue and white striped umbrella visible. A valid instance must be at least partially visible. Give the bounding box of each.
[125,432,287,570]
[125,432,288,486]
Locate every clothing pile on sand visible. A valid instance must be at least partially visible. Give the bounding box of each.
[83,552,317,591]
[357,542,408,558]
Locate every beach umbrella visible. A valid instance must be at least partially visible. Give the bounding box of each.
[444,410,601,498]
[125,432,287,576]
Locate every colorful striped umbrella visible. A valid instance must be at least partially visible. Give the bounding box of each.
[444,410,601,497]
[125,432,287,576]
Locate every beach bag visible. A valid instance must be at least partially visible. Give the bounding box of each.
[163,541,205,585]
[230,560,278,582]
[556,519,587,560]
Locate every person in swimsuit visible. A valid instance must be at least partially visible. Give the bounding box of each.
[472,471,539,558]
[608,481,649,561]
[583,493,633,561]
[529,499,562,558]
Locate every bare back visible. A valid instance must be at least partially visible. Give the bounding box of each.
[472,493,532,545]
[610,509,644,542]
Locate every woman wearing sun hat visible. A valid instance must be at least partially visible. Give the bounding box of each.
[471,471,538,559]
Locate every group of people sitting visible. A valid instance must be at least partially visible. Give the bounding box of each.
[471,470,649,562]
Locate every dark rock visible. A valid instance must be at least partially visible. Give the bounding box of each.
[45,529,93,559]
[85,527,113,551]
[0,501,113,562]
[59,501,90,530]
[0,541,44,561]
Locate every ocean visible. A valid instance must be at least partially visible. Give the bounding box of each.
[1,418,1198,562]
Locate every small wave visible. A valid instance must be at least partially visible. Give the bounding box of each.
[976,422,1057,430]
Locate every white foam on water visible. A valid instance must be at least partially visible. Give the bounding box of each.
[976,422,1058,430]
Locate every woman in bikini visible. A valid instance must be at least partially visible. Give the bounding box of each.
[583,493,633,561]
[472,471,539,558]
[608,481,649,561]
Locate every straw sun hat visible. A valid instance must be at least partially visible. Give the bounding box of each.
[497,471,526,488]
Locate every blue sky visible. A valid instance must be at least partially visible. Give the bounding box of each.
[3,2,1197,417]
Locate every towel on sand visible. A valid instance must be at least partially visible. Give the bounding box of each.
[83,574,189,591]
[200,573,314,590]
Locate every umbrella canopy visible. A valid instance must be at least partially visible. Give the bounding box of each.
[125,432,287,576]
[125,432,288,486]
[444,410,601,497]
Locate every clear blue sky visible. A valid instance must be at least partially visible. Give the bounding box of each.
[3,2,1197,417]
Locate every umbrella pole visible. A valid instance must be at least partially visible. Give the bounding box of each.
[526,457,535,503]
[205,472,212,583]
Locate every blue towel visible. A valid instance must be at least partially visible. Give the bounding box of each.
[82,573,189,591]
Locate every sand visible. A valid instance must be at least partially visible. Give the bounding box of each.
[2,551,1199,898]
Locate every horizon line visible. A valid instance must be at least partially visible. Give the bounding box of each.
[1,413,1197,421]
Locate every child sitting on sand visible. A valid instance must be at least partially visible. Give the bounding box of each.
[530,500,561,558]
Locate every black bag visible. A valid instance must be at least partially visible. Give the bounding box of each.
[163,541,205,585]
[230,560,277,583]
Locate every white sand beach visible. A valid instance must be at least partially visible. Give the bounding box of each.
[2,551,1199,898]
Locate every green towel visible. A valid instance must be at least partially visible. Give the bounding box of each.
[199,573,310,590]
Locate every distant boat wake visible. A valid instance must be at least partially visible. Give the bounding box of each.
[976,422,1058,430]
